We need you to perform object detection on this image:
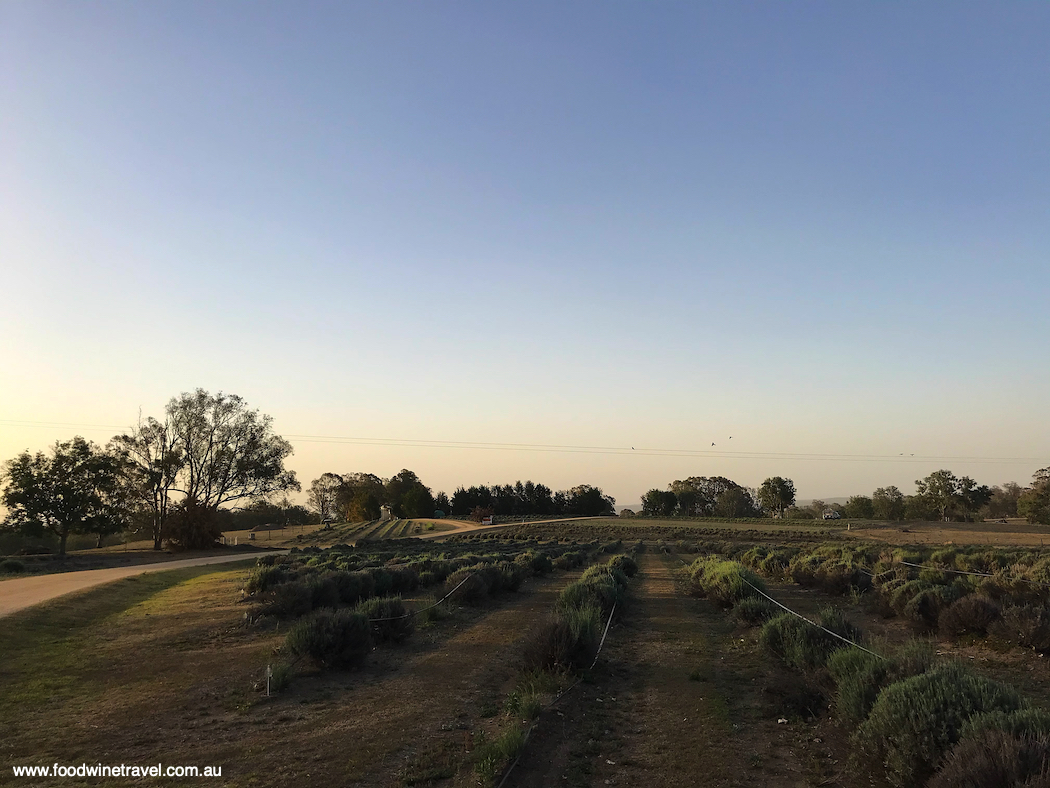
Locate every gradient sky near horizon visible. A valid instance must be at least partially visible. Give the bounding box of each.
[2,2,1048,507]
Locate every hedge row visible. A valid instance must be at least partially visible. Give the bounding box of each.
[731,542,1050,652]
[276,546,595,675]
[246,543,574,622]
[691,554,1050,786]
[523,557,635,672]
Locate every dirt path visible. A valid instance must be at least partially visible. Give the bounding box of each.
[504,552,834,787]
[0,551,285,619]
[413,516,602,541]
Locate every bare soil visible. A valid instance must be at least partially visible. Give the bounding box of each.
[503,552,840,788]
[850,519,1050,548]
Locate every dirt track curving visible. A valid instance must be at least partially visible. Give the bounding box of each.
[0,551,286,619]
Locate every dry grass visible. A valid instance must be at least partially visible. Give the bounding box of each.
[0,563,270,779]
[0,556,582,787]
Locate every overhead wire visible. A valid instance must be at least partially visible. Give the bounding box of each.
[1,420,1043,465]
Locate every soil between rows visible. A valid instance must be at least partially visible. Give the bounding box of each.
[0,565,582,788]
[503,552,841,788]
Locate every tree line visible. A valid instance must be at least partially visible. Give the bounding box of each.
[5,391,1047,557]
[306,474,617,521]
[306,469,440,522]
[637,468,1050,525]
[1,390,300,555]
[448,482,616,518]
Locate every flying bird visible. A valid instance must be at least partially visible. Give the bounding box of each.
[711,442,716,446]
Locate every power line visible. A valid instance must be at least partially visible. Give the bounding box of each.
[1,420,1044,465]
[281,435,1043,464]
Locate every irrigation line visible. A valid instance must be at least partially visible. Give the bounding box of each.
[672,553,885,661]
[896,560,1050,589]
[676,551,1050,668]
[366,570,479,622]
[739,579,886,660]
[496,600,619,788]
[857,560,1050,589]
[590,600,618,670]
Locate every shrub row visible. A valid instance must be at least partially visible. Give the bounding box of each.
[730,542,1050,654]
[277,545,593,675]
[760,607,1050,786]
[524,559,631,672]
[443,561,528,605]
[852,662,1027,786]
[759,607,862,672]
[248,542,577,622]
[691,550,1050,786]
[689,557,766,607]
[751,590,1050,786]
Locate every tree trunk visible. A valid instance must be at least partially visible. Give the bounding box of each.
[153,514,163,551]
[59,530,68,557]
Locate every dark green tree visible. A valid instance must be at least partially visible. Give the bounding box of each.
[1019,468,1050,525]
[641,488,678,517]
[166,390,299,549]
[110,415,183,550]
[757,477,796,518]
[915,470,960,522]
[563,485,615,516]
[337,473,385,520]
[872,486,905,521]
[844,495,874,519]
[1,437,129,556]
[957,477,992,521]
[383,469,432,517]
[904,493,939,521]
[307,472,344,522]
[985,482,1024,518]
[714,486,760,518]
[401,485,436,518]
[669,480,702,516]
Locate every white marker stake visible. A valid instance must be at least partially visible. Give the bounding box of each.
[266,664,272,697]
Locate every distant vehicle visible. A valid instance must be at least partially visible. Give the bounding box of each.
[321,515,337,524]
[822,510,842,520]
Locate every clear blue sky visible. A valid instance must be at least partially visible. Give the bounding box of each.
[2,2,1048,505]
